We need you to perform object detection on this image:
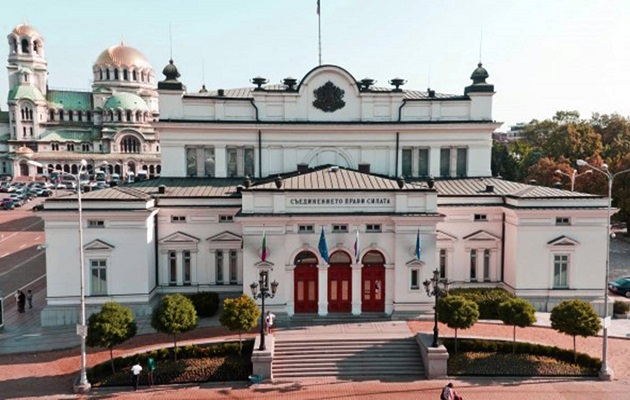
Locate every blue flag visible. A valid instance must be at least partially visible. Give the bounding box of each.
[318,226,329,263]
[415,228,421,260]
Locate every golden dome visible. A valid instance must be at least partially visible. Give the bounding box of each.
[95,43,152,69]
[11,24,40,37]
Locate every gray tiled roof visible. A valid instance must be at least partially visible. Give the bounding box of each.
[185,85,465,101]
[251,167,425,191]
[130,177,242,197]
[432,177,599,198]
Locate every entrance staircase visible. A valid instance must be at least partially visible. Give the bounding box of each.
[272,319,425,380]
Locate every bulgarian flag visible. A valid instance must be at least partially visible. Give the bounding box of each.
[415,228,421,260]
[261,228,268,262]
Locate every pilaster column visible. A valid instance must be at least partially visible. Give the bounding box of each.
[176,251,183,286]
[215,146,227,177]
[384,264,395,315]
[209,249,217,284]
[318,264,328,316]
[286,265,295,317]
[351,263,362,316]
[222,249,230,285]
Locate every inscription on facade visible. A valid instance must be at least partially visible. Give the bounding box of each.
[289,197,391,206]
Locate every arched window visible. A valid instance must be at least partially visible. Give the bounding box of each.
[77,111,82,122]
[132,70,137,80]
[295,251,318,265]
[33,41,39,54]
[49,109,55,121]
[120,136,141,153]
[362,250,385,265]
[136,111,142,122]
[116,110,122,121]
[106,69,110,80]
[329,251,352,264]
[23,74,29,83]
[59,110,64,121]
[67,143,75,152]
[114,69,119,80]
[71,164,78,174]
[86,112,92,122]
[123,69,128,80]
[156,145,160,152]
[126,110,132,121]
[140,71,145,81]
[82,143,91,152]
[20,109,25,120]
[99,69,103,80]
[10,38,17,53]
[68,111,74,121]
[21,39,29,53]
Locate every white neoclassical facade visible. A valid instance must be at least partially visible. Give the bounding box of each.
[38,61,610,326]
[2,24,161,180]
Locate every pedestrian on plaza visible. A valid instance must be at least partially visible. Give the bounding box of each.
[26,290,33,309]
[15,291,20,311]
[131,362,143,391]
[440,382,462,400]
[147,357,156,387]
[265,311,276,335]
[17,290,26,313]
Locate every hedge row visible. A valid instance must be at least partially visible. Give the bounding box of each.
[442,338,601,371]
[447,288,515,319]
[186,291,220,318]
[87,340,254,383]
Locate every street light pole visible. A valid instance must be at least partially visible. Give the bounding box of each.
[250,273,279,351]
[577,159,630,381]
[555,168,592,192]
[423,269,451,348]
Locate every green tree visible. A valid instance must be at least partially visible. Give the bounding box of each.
[86,302,137,373]
[437,295,479,354]
[497,298,537,354]
[550,299,602,363]
[151,294,198,360]
[219,295,261,356]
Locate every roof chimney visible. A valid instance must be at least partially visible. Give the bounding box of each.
[358,163,370,174]
[485,185,494,193]
[217,89,225,96]
[158,185,166,194]
[297,163,309,174]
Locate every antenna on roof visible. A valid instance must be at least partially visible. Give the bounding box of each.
[427,62,431,89]
[202,59,205,86]
[169,23,173,61]
[479,27,483,63]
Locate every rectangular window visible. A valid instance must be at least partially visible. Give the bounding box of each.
[483,249,491,281]
[226,148,238,177]
[51,143,59,151]
[171,215,186,223]
[244,147,255,177]
[67,143,75,151]
[186,147,197,177]
[219,215,234,223]
[298,224,314,233]
[553,254,569,288]
[366,224,382,233]
[87,220,104,228]
[183,250,191,285]
[410,269,419,290]
[229,250,238,284]
[474,214,487,221]
[168,251,177,285]
[402,148,412,177]
[456,148,467,177]
[332,224,348,233]
[555,217,570,226]
[203,147,215,177]
[90,259,107,295]
[439,249,447,279]
[418,148,429,177]
[470,249,477,281]
[216,250,224,284]
[440,148,451,177]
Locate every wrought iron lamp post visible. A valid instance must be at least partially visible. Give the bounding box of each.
[554,168,592,192]
[423,268,451,348]
[250,273,278,351]
[577,159,630,380]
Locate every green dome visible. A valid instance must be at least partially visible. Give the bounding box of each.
[470,63,489,84]
[8,84,46,102]
[103,92,149,111]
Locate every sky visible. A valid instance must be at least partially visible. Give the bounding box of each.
[1,0,629,130]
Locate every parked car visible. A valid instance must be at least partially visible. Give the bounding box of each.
[609,277,630,298]
[9,193,23,207]
[1,198,15,210]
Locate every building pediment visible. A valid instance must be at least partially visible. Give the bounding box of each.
[436,230,457,241]
[463,230,500,241]
[547,235,580,247]
[83,239,115,251]
[206,230,242,249]
[159,231,200,244]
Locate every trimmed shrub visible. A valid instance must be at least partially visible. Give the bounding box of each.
[187,292,220,318]
[442,338,601,373]
[448,288,515,319]
[613,300,630,315]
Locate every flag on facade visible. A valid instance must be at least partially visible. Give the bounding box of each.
[317,0,320,15]
[415,228,421,260]
[261,228,268,262]
[318,226,329,263]
[354,228,360,263]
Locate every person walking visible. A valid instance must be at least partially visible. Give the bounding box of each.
[131,362,143,391]
[265,311,276,335]
[26,290,33,309]
[17,290,26,313]
[147,357,156,387]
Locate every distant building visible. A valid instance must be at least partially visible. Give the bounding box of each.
[495,122,527,142]
[3,24,161,180]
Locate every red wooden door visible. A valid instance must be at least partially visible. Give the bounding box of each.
[328,264,352,313]
[361,265,385,312]
[294,264,318,313]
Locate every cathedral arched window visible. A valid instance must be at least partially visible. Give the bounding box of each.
[49,109,55,121]
[114,69,119,80]
[77,111,83,122]
[21,39,29,54]
[33,41,39,54]
[120,136,141,154]
[140,71,145,82]
[20,109,25,120]
[126,110,132,121]
[132,70,137,81]
[68,111,74,121]
[99,69,103,80]
[10,38,17,53]
[136,110,142,122]
[123,69,128,80]
[29,109,33,120]
[116,110,122,121]
[59,110,64,121]
[86,112,92,122]
[106,69,110,80]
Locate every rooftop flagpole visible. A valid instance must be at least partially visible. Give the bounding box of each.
[317,0,322,65]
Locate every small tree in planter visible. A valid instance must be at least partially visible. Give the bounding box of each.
[437,295,479,354]
[497,298,537,354]
[151,294,198,361]
[219,295,261,356]
[550,299,602,363]
[613,300,630,318]
[86,302,137,373]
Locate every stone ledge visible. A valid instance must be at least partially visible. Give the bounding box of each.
[415,332,449,379]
